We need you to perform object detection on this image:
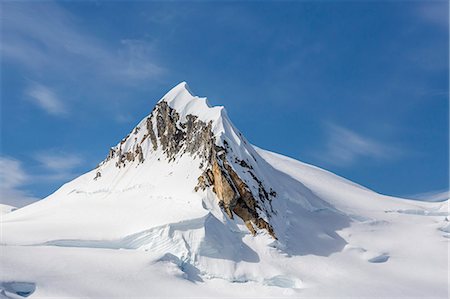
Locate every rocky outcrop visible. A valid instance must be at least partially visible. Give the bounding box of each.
[155,102,185,161]
[143,117,158,151]
[196,146,276,239]
[99,100,277,238]
[94,171,101,180]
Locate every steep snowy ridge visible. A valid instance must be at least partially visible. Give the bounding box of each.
[1,82,448,298]
[94,81,283,238]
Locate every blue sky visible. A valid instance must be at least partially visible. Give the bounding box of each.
[1,1,448,207]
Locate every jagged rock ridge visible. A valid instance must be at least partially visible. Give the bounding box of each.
[96,83,277,238]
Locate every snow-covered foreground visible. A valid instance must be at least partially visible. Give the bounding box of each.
[1,149,448,298]
[1,83,448,298]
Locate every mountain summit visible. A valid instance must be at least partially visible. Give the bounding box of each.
[1,83,448,298]
[97,82,277,238]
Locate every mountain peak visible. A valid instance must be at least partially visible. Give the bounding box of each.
[159,81,193,104]
[159,82,225,128]
[95,82,277,238]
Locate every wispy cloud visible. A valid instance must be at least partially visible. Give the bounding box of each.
[35,152,82,172]
[0,156,39,207]
[416,2,449,29]
[317,123,401,167]
[1,2,166,84]
[0,152,86,208]
[117,39,165,82]
[1,2,167,123]
[25,82,67,116]
[114,113,134,124]
[34,151,84,181]
[407,189,449,202]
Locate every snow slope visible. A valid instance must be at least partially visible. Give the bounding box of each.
[1,83,448,298]
[0,204,16,215]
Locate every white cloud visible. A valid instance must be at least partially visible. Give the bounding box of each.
[0,153,85,208]
[34,151,83,181]
[117,39,165,82]
[35,152,82,172]
[318,123,401,167]
[0,157,28,191]
[407,189,449,202]
[416,2,449,29]
[0,156,39,207]
[115,113,134,124]
[26,82,66,115]
[1,2,165,84]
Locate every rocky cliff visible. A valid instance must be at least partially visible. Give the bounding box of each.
[96,83,277,238]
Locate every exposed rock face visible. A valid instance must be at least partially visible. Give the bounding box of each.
[99,100,277,238]
[200,149,277,239]
[155,102,185,161]
[144,116,158,151]
[94,171,101,180]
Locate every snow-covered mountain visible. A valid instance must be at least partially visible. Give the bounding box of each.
[1,82,448,298]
